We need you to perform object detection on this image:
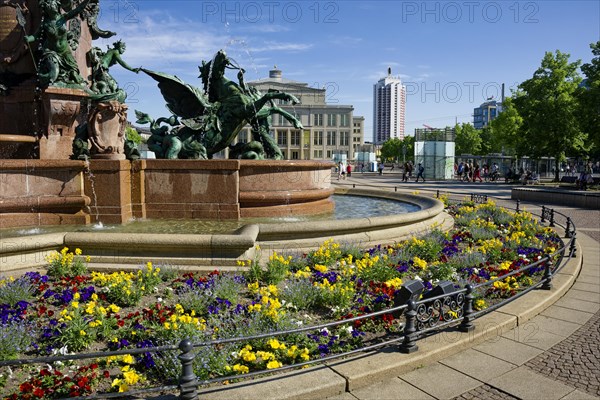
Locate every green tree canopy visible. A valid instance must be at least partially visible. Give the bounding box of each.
[380,138,402,163]
[579,41,600,158]
[489,97,524,157]
[454,123,482,156]
[515,50,586,180]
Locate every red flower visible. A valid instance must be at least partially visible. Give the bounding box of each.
[117,320,125,327]
[90,363,98,370]
[40,369,51,376]
[103,370,110,379]
[19,382,33,393]
[33,388,45,397]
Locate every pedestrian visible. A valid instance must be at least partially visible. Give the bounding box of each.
[390,163,395,172]
[378,163,384,175]
[402,161,409,182]
[473,163,483,182]
[337,162,343,180]
[407,161,413,178]
[415,162,425,182]
[347,163,352,177]
[457,162,464,180]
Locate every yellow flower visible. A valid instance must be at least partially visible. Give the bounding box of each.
[122,369,141,385]
[75,248,82,255]
[314,264,328,273]
[122,354,135,364]
[266,360,282,369]
[232,364,249,374]
[385,277,403,289]
[79,330,86,336]
[112,378,129,392]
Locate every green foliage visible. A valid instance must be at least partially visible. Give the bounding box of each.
[489,97,523,157]
[280,278,320,310]
[454,123,482,156]
[0,321,35,360]
[380,137,414,163]
[211,274,244,304]
[45,247,88,278]
[0,276,36,306]
[579,41,600,158]
[263,252,292,285]
[125,126,143,144]
[515,50,586,180]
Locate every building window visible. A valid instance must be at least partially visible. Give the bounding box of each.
[340,131,349,146]
[313,150,323,158]
[291,151,299,160]
[340,114,350,127]
[314,113,323,126]
[313,131,323,146]
[326,150,332,158]
[277,131,287,146]
[291,131,301,146]
[326,131,336,146]
[327,114,337,127]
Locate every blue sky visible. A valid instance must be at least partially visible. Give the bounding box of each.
[98,1,599,140]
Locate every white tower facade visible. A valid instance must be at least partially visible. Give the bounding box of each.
[373,68,406,144]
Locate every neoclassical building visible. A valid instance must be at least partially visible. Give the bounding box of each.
[236,67,364,161]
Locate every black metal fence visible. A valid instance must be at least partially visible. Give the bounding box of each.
[0,189,578,400]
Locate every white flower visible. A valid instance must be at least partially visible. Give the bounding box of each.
[157,297,163,303]
[295,320,303,326]
[344,325,354,334]
[414,276,423,281]
[321,327,330,335]
[473,268,479,274]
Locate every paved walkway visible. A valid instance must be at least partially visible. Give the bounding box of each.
[327,175,600,400]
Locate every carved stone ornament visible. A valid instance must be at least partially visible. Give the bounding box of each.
[88,100,127,159]
[0,0,30,65]
[45,97,81,137]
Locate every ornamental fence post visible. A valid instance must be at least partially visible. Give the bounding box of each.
[541,206,546,223]
[516,199,520,213]
[569,232,577,257]
[179,339,198,400]
[565,217,572,238]
[399,300,419,354]
[459,285,475,333]
[549,209,555,227]
[542,256,553,290]
[436,190,440,199]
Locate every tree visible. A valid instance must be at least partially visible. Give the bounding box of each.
[579,41,600,158]
[454,123,482,156]
[380,138,403,163]
[516,50,586,181]
[489,97,524,157]
[479,125,502,155]
[401,136,415,163]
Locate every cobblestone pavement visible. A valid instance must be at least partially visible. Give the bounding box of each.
[451,384,518,400]
[526,305,600,397]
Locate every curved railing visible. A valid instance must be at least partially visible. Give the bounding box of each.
[0,189,578,400]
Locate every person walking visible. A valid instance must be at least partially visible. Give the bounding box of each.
[473,163,483,182]
[415,162,425,182]
[402,161,409,182]
[378,163,384,175]
[347,163,352,177]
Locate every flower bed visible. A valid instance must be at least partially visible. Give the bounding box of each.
[0,200,562,398]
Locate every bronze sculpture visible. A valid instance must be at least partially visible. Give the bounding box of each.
[137,50,303,159]
[26,0,91,87]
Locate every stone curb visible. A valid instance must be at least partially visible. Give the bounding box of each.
[198,237,583,400]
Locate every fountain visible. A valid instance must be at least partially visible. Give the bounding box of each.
[0,1,448,274]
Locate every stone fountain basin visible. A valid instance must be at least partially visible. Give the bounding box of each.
[0,188,449,274]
